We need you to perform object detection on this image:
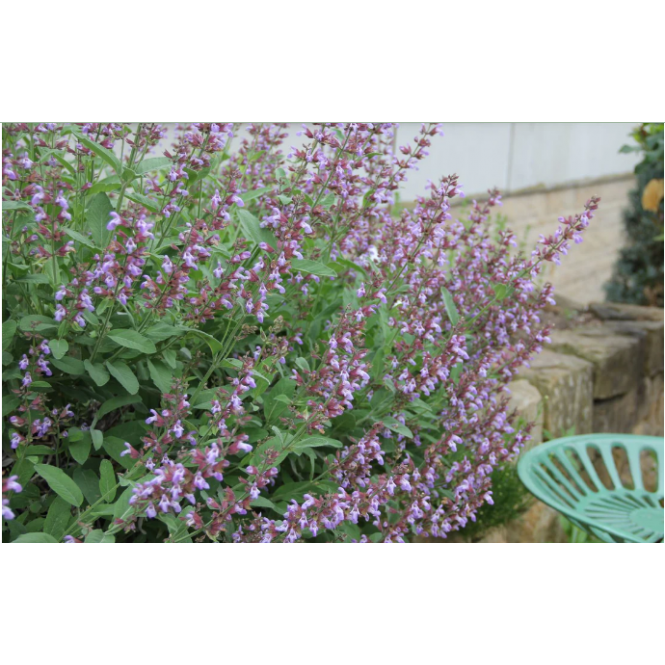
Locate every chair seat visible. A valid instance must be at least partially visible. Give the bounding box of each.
[517,434,664,543]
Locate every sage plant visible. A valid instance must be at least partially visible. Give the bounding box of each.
[1,123,598,542]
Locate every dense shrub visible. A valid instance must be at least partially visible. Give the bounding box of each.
[605,122,664,307]
[1,123,597,543]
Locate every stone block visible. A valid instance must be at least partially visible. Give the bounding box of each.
[518,350,593,437]
[506,379,543,451]
[604,319,664,377]
[505,500,567,543]
[593,389,639,433]
[633,373,665,437]
[547,325,644,399]
[589,301,664,323]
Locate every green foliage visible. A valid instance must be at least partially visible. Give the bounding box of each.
[605,123,664,306]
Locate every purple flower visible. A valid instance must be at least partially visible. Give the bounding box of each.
[171,420,184,438]
[54,304,67,321]
[107,211,122,231]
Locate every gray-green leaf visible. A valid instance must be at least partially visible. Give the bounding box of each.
[441,286,460,326]
[134,157,171,175]
[87,192,115,248]
[84,359,110,386]
[2,320,17,350]
[99,459,117,502]
[106,361,139,395]
[147,359,172,393]
[236,208,278,250]
[108,329,156,354]
[291,259,336,277]
[34,464,84,507]
[49,339,69,360]
[44,497,72,541]
[12,532,58,543]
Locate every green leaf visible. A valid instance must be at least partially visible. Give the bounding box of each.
[30,381,52,389]
[73,467,101,505]
[441,286,460,326]
[89,176,121,195]
[19,315,57,332]
[239,186,272,203]
[95,394,142,424]
[293,436,343,453]
[122,167,137,182]
[147,359,172,393]
[236,208,278,250]
[162,349,177,369]
[295,357,310,372]
[319,193,336,209]
[84,529,116,543]
[51,357,85,375]
[44,497,72,541]
[15,274,51,284]
[99,459,117,502]
[2,200,32,212]
[125,192,161,213]
[144,323,183,341]
[379,416,414,438]
[49,339,69,360]
[102,436,135,469]
[69,431,92,464]
[249,496,280,512]
[450,362,463,385]
[12,532,58,543]
[108,329,156,354]
[2,320,17,350]
[134,157,172,175]
[86,192,115,248]
[188,329,223,354]
[76,134,122,174]
[332,257,368,277]
[63,227,99,250]
[91,429,104,451]
[106,361,139,395]
[263,378,296,423]
[251,435,294,466]
[491,282,514,300]
[291,259,336,277]
[3,394,20,417]
[51,151,76,176]
[44,256,61,285]
[113,487,134,521]
[67,427,85,442]
[84,359,110,386]
[34,464,84,507]
[24,445,53,456]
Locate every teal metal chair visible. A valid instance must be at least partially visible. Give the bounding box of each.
[518,434,664,543]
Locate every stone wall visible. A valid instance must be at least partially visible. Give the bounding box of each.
[474,301,663,543]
